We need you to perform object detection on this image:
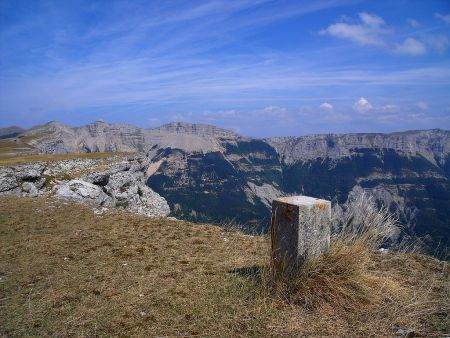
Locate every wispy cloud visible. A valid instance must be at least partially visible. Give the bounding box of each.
[319,12,390,46]
[0,1,449,134]
[416,101,428,110]
[395,38,427,55]
[320,12,450,57]
[435,13,450,24]
[407,18,421,28]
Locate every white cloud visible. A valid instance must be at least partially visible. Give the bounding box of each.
[407,18,421,28]
[359,12,385,28]
[416,101,428,110]
[353,97,373,113]
[395,38,427,55]
[435,13,450,24]
[258,106,289,119]
[319,12,389,46]
[321,13,446,57]
[379,104,399,113]
[319,102,334,110]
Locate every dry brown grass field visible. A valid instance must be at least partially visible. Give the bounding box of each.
[0,148,132,166]
[0,133,134,166]
[1,196,449,337]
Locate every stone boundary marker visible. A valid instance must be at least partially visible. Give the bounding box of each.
[271,196,331,275]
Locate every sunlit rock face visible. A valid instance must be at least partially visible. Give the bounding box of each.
[11,121,450,253]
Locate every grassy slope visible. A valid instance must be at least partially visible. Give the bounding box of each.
[0,149,132,166]
[0,196,449,337]
[0,132,134,166]
[0,137,37,159]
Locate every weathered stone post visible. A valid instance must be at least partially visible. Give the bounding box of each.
[271,196,331,275]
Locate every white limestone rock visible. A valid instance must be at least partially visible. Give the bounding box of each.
[82,172,110,186]
[14,164,45,181]
[108,161,131,174]
[23,177,46,195]
[0,176,20,194]
[129,184,170,217]
[54,180,112,206]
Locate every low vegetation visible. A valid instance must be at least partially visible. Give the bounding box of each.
[0,132,135,166]
[1,196,448,337]
[0,150,132,166]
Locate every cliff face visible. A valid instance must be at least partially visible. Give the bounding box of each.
[266,129,450,165]
[9,121,450,252]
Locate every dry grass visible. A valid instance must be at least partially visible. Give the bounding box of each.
[0,132,134,166]
[0,151,133,166]
[0,137,37,158]
[0,133,60,159]
[1,196,448,337]
[266,192,449,336]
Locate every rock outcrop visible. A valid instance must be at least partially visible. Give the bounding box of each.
[0,156,170,218]
[55,180,112,206]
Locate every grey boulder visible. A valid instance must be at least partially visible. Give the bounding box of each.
[21,178,46,196]
[82,172,110,186]
[0,175,19,194]
[114,182,170,217]
[106,171,170,217]
[54,180,112,206]
[14,164,45,181]
[133,184,170,217]
[107,171,137,191]
[108,161,131,174]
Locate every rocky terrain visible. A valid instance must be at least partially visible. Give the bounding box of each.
[0,156,169,218]
[2,121,450,254]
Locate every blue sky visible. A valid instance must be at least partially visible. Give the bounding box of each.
[0,0,449,136]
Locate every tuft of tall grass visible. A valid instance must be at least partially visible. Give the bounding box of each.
[332,191,399,249]
[267,191,401,311]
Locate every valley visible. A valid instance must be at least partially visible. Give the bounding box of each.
[1,121,449,255]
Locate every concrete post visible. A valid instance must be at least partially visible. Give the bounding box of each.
[271,196,331,275]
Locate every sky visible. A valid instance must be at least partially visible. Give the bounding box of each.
[0,0,449,137]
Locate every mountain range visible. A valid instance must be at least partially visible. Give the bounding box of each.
[1,120,449,255]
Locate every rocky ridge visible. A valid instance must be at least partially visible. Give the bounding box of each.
[0,156,170,218]
[22,121,235,154]
[266,129,450,165]
[3,120,450,254]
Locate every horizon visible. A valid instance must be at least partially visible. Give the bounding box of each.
[2,119,449,139]
[1,0,450,137]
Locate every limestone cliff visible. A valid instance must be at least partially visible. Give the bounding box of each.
[3,121,450,254]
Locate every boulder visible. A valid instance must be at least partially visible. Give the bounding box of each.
[14,164,45,181]
[108,161,131,174]
[112,182,139,207]
[0,167,14,178]
[126,155,145,162]
[107,171,137,191]
[104,170,169,217]
[129,162,145,172]
[0,175,19,194]
[21,178,46,196]
[54,180,112,206]
[135,184,170,217]
[34,177,47,190]
[82,172,110,186]
[21,182,40,196]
